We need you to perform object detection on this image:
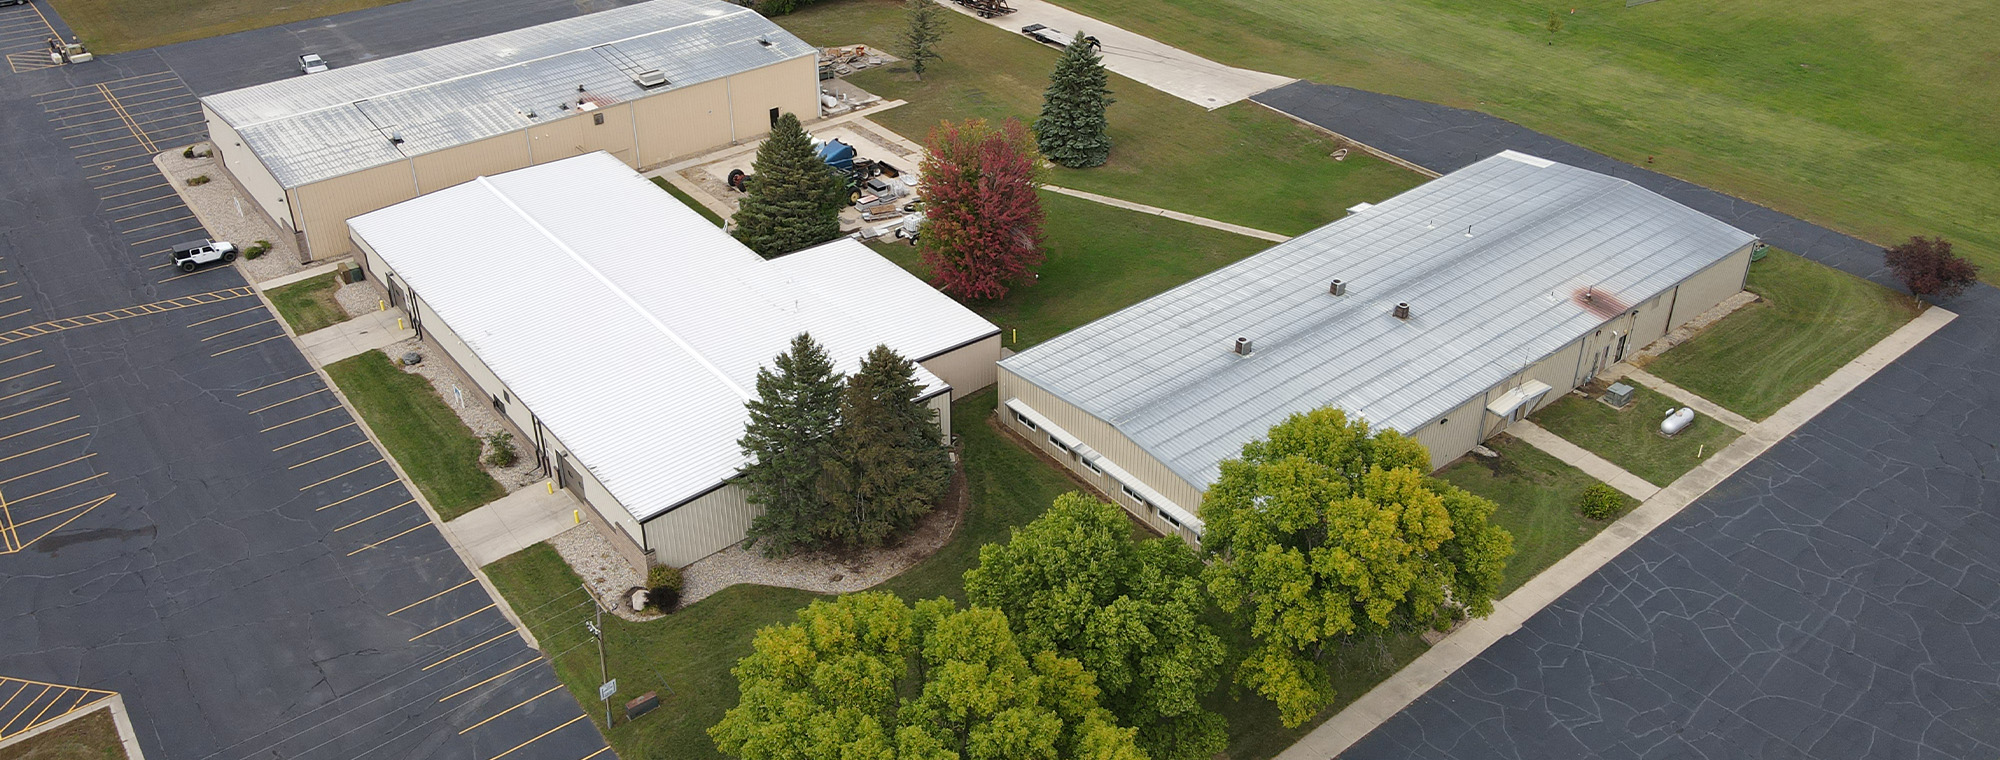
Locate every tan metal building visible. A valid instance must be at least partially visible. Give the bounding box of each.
[997,151,1760,542]
[201,0,819,262]
[348,153,1001,571]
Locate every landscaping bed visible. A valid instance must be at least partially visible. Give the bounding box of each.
[1642,249,1919,420]
[0,706,127,760]
[1532,382,1740,488]
[323,350,504,520]
[1437,435,1636,597]
[264,274,350,335]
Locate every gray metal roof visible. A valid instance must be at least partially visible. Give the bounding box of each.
[202,0,816,188]
[1000,151,1758,491]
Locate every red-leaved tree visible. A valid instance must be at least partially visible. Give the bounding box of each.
[918,118,1045,300]
[1884,236,1978,300]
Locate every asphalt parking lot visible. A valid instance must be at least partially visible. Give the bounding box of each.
[0,2,621,758]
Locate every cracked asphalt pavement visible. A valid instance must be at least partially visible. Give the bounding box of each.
[1254,82,2000,758]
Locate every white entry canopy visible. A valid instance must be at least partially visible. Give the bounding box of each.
[1486,380,1554,419]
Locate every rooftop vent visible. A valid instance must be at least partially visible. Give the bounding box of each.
[1393,302,1411,320]
[758,35,774,47]
[634,69,668,88]
[388,130,404,145]
[1233,337,1254,356]
[1329,279,1347,296]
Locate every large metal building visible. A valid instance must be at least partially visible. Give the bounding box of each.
[202,0,819,262]
[998,151,1759,542]
[348,152,1002,570]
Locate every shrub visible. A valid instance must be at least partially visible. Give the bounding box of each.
[181,146,195,159]
[646,563,683,611]
[483,432,517,467]
[1578,483,1624,520]
[186,175,211,186]
[1884,236,1977,300]
[244,240,270,260]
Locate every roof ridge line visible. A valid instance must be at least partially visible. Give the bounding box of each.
[472,173,751,400]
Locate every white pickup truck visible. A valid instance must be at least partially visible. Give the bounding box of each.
[299,53,329,74]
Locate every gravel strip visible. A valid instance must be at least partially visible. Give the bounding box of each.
[335,279,388,320]
[376,336,540,491]
[155,143,306,283]
[549,524,661,622]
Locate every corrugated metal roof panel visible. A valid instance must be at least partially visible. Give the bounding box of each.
[347,153,998,522]
[767,239,1003,361]
[203,0,815,187]
[1000,151,1758,490]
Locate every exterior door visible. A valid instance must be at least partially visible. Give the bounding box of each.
[557,453,585,500]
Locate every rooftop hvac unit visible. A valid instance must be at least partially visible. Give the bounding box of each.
[633,69,668,88]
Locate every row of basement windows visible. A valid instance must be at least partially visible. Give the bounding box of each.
[1013,409,1179,529]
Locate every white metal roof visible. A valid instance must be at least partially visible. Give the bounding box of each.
[768,239,1002,361]
[348,152,998,521]
[1001,151,1758,490]
[203,0,816,188]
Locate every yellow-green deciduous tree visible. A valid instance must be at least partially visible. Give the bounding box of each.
[965,493,1226,760]
[1199,408,1513,727]
[710,592,1147,760]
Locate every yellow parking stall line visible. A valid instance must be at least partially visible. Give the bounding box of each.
[147,261,177,271]
[84,166,152,181]
[0,686,52,735]
[104,194,177,212]
[93,70,182,88]
[314,479,399,512]
[0,488,17,552]
[91,83,181,105]
[410,603,495,642]
[26,1,60,40]
[99,84,158,154]
[0,310,30,323]
[247,387,328,415]
[0,682,31,717]
[0,350,40,365]
[0,397,68,423]
[422,631,516,672]
[237,370,316,396]
[65,129,147,151]
[288,439,369,470]
[102,183,170,203]
[16,687,79,737]
[300,459,384,492]
[390,578,478,616]
[0,364,51,384]
[260,405,341,433]
[346,520,428,556]
[113,205,191,223]
[209,333,286,357]
[0,433,85,465]
[334,499,415,532]
[120,214,196,232]
[0,416,75,444]
[0,453,94,486]
[3,494,116,546]
[458,685,563,735]
[579,747,611,760]
[72,142,147,161]
[166,267,232,286]
[437,657,539,703]
[0,282,18,290]
[189,305,267,329]
[0,297,21,307]
[127,227,205,247]
[10,472,108,505]
[490,715,588,759]
[200,318,275,342]
[273,422,356,452]
[93,174,164,191]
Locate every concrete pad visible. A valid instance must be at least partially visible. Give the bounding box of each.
[296,309,416,365]
[445,484,586,566]
[942,0,1294,109]
[257,260,346,291]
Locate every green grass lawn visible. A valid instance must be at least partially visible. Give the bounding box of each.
[49,0,412,52]
[1437,435,1634,597]
[1643,249,1918,420]
[265,274,349,335]
[1039,0,2000,282]
[650,177,726,227]
[777,0,1424,237]
[324,350,503,520]
[1533,383,1740,487]
[0,705,127,759]
[870,190,1270,348]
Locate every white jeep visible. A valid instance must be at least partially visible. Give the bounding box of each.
[170,239,237,272]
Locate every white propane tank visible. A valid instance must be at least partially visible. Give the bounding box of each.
[1661,407,1694,436]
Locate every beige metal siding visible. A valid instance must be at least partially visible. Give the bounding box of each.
[998,367,1205,517]
[1670,245,1754,326]
[1408,394,1485,471]
[928,391,953,442]
[919,333,1002,400]
[413,134,532,194]
[206,106,293,230]
[581,103,638,167]
[725,56,820,142]
[643,484,760,568]
[633,79,732,166]
[296,163,419,261]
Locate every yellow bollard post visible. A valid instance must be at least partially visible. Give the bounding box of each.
[573,509,581,525]
[547,480,555,495]
[1011,328,1016,344]
[397,317,405,331]
[378,300,386,311]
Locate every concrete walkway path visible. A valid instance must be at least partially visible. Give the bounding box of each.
[1040,185,1291,242]
[1277,304,1956,760]
[1606,365,1757,433]
[255,259,346,291]
[444,484,585,567]
[942,0,1292,109]
[1507,420,1660,501]
[295,309,414,365]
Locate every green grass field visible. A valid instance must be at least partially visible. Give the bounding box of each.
[1041,0,2000,281]
[264,274,349,335]
[49,0,411,52]
[777,0,1424,237]
[324,350,503,520]
[650,177,726,227]
[1533,383,1740,487]
[0,706,127,760]
[869,190,1270,348]
[1643,249,1918,419]
[1437,435,1633,596]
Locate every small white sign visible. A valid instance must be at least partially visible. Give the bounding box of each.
[598,680,617,701]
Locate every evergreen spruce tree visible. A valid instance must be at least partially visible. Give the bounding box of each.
[738,333,844,556]
[1034,32,1113,168]
[897,0,949,81]
[730,112,848,258]
[818,345,951,548]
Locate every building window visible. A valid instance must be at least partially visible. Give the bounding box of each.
[1158,508,1182,528]
[491,394,506,413]
[1012,410,1038,431]
[592,112,605,126]
[1047,434,1071,455]
[1082,458,1103,475]
[1120,484,1141,503]
[1438,417,1448,425]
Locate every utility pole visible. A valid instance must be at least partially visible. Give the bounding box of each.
[585,584,612,729]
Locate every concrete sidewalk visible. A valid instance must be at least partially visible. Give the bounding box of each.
[295,309,414,365]
[942,0,1292,109]
[1507,420,1660,501]
[1607,365,1757,432]
[1277,304,1956,760]
[1040,185,1291,242]
[444,484,585,566]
